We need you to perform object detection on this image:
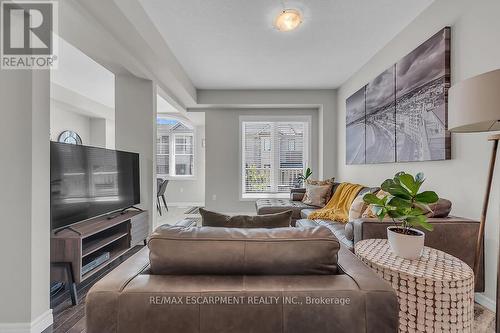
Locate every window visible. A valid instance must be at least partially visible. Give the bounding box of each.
[262,137,271,152]
[156,118,195,178]
[156,135,169,175]
[241,117,310,198]
[174,134,194,175]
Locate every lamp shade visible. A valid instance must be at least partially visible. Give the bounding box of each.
[448,69,500,133]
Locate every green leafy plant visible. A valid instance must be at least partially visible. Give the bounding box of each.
[298,167,312,182]
[363,172,439,234]
[296,167,312,187]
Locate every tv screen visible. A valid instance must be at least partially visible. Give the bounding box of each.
[50,142,140,230]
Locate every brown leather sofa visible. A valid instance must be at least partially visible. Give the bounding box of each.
[297,215,484,291]
[86,225,399,333]
[255,185,378,225]
[256,185,484,292]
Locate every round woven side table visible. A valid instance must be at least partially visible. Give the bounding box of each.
[355,239,474,333]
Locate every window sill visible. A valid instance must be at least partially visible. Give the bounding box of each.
[240,193,289,201]
[158,175,197,181]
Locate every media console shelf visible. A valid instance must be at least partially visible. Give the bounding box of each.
[50,210,148,305]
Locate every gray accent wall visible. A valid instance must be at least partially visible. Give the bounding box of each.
[336,0,500,310]
[0,68,52,329]
[115,74,157,232]
[204,108,320,213]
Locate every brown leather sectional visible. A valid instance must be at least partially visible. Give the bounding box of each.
[86,226,399,332]
[256,185,484,292]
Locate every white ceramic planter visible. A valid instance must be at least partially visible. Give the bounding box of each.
[387,226,425,259]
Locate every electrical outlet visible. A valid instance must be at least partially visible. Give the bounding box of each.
[212,194,217,201]
[180,187,184,193]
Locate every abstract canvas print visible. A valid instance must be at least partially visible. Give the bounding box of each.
[344,27,450,165]
[395,27,451,162]
[346,86,366,164]
[365,66,396,163]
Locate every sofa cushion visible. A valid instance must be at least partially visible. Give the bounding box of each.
[305,178,335,186]
[296,219,354,250]
[304,178,335,201]
[86,246,399,333]
[255,198,315,224]
[301,208,316,219]
[290,187,306,201]
[200,208,292,228]
[362,190,390,218]
[344,222,354,242]
[302,183,332,207]
[357,186,380,197]
[148,225,340,275]
[348,196,368,221]
[425,198,452,218]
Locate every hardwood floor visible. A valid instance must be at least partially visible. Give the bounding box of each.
[46,245,144,333]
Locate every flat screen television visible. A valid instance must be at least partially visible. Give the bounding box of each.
[50,142,140,230]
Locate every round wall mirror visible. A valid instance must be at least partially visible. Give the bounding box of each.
[58,130,82,145]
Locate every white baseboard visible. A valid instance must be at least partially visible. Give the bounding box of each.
[168,202,204,207]
[0,309,53,333]
[475,293,496,312]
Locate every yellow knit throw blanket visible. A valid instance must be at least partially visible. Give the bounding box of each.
[308,182,364,223]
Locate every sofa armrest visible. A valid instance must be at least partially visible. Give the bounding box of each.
[337,247,399,332]
[295,219,320,228]
[290,188,306,201]
[350,216,484,292]
[86,247,150,333]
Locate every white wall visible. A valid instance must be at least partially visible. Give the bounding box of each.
[50,102,91,145]
[166,125,205,205]
[204,108,320,213]
[336,0,500,309]
[0,68,52,331]
[50,103,115,149]
[105,118,115,149]
[115,74,156,230]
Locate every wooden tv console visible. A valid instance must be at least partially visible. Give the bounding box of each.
[50,210,148,305]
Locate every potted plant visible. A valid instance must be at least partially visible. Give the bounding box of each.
[363,172,439,259]
[296,167,312,188]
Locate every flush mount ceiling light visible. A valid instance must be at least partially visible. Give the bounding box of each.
[274,9,303,32]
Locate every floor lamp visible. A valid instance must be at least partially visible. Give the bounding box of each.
[448,69,500,331]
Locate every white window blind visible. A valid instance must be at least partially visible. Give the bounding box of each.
[174,134,194,176]
[242,120,308,197]
[156,135,169,175]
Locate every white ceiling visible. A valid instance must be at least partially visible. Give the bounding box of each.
[51,36,115,108]
[139,0,434,89]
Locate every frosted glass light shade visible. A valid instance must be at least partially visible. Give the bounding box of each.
[448,69,500,133]
[274,9,302,32]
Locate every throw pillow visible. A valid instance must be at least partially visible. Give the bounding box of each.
[348,195,368,221]
[362,190,390,218]
[302,178,335,206]
[200,208,292,228]
[360,191,452,219]
[305,177,335,186]
[302,183,333,207]
[423,198,452,218]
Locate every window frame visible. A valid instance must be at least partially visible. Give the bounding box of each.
[156,117,196,180]
[239,115,311,200]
